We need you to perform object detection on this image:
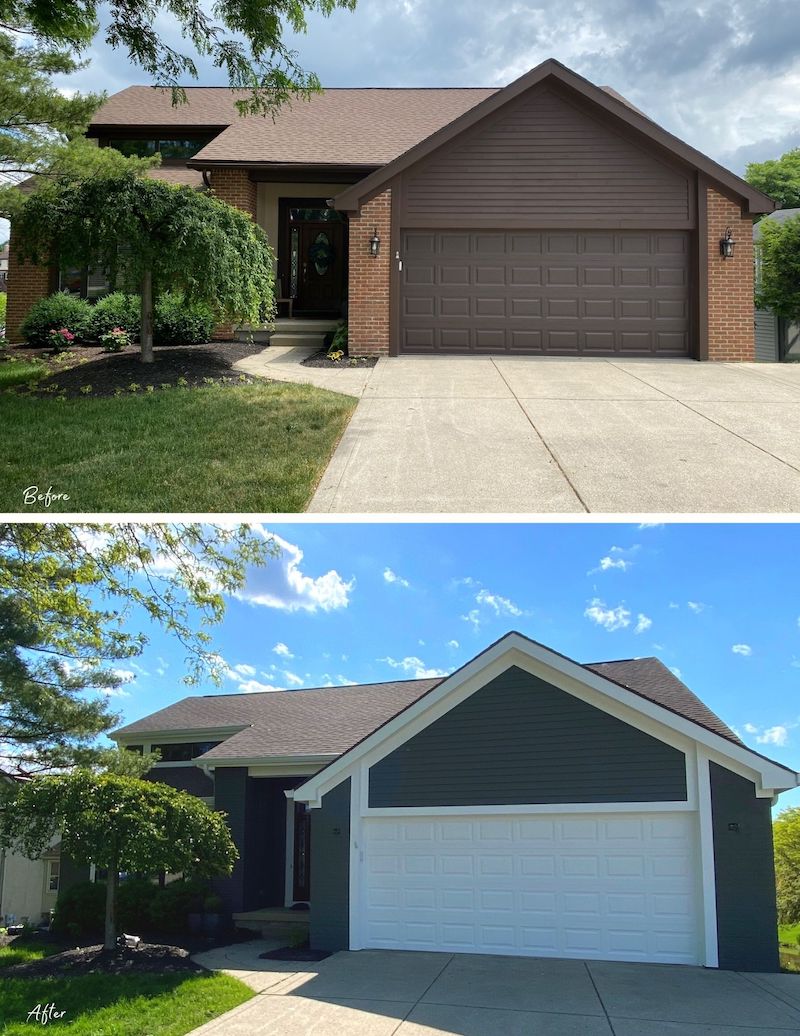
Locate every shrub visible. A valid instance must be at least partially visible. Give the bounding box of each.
[20,292,93,348]
[0,292,7,328]
[99,327,132,352]
[91,292,140,339]
[155,291,215,346]
[52,880,105,938]
[117,876,159,931]
[148,876,209,934]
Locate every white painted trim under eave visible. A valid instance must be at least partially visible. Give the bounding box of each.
[113,725,250,744]
[284,798,295,908]
[294,635,798,807]
[362,801,695,818]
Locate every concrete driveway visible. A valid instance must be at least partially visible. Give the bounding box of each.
[189,943,800,1035]
[301,357,800,513]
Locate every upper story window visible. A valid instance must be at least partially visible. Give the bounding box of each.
[103,136,214,160]
[151,741,221,762]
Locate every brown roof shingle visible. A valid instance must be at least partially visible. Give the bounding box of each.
[89,86,498,167]
[113,656,742,762]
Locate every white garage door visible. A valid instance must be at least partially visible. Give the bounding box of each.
[362,813,701,965]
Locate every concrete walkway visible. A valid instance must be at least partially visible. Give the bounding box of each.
[189,942,800,1035]
[234,349,800,513]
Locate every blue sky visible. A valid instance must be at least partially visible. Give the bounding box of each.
[107,522,800,809]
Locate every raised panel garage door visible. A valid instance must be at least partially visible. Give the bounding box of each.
[399,230,691,355]
[362,812,701,964]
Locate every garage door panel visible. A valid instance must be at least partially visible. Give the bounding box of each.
[400,230,690,355]
[362,812,700,964]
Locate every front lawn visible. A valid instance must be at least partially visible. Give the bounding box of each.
[0,936,63,971]
[0,381,355,512]
[0,356,48,389]
[779,923,800,972]
[0,971,253,1035]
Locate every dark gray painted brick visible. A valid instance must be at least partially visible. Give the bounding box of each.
[710,762,779,972]
[310,778,350,952]
[369,666,687,806]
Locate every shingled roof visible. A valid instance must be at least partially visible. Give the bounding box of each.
[113,655,742,763]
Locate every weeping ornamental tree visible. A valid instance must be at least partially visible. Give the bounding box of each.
[0,771,238,950]
[9,172,276,362]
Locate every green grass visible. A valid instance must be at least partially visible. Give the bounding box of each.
[0,938,63,971]
[779,922,800,947]
[0,382,356,512]
[0,356,48,389]
[0,971,253,1035]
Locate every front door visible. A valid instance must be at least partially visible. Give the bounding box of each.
[282,201,347,318]
[292,802,311,902]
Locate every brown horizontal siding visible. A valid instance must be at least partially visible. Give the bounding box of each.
[400,84,692,227]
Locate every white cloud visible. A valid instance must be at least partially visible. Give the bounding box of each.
[638,523,664,529]
[102,686,131,698]
[282,671,304,687]
[337,674,357,686]
[732,644,753,657]
[687,601,706,614]
[447,639,460,649]
[669,666,683,679]
[584,598,631,632]
[475,588,523,617]
[635,614,652,635]
[235,532,353,613]
[594,556,630,572]
[668,602,680,610]
[380,655,449,679]
[744,722,759,734]
[273,642,294,659]
[461,609,481,631]
[383,567,410,588]
[232,663,256,678]
[237,679,283,694]
[756,725,789,747]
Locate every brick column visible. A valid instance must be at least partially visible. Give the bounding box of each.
[348,189,391,357]
[706,186,755,361]
[209,168,258,339]
[5,227,51,344]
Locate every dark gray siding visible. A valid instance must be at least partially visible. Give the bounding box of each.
[710,762,779,972]
[755,309,779,362]
[310,778,350,952]
[145,765,213,797]
[369,666,687,807]
[212,767,248,915]
[399,83,693,228]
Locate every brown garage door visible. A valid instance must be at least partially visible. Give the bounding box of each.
[399,230,691,355]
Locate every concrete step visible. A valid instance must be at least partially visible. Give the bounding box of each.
[270,333,328,349]
[233,907,310,939]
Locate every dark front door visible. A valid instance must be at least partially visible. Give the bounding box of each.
[292,802,311,902]
[281,201,347,318]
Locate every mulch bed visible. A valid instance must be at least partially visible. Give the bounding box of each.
[302,348,378,369]
[6,942,203,977]
[259,946,332,962]
[3,339,266,398]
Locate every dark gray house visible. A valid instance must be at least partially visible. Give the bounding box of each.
[113,632,797,972]
[754,208,800,361]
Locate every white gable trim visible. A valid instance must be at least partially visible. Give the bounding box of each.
[295,635,797,807]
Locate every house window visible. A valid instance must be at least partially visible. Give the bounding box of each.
[47,860,60,893]
[125,744,144,755]
[104,137,214,160]
[58,268,111,300]
[151,741,221,762]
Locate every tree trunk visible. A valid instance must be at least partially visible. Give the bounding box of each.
[104,858,118,951]
[140,269,154,364]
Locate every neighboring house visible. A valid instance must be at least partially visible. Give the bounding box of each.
[112,632,798,973]
[0,773,61,925]
[6,59,775,359]
[754,208,800,361]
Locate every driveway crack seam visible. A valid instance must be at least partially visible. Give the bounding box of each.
[387,954,455,1036]
[735,970,800,1016]
[490,358,590,512]
[584,961,618,1036]
[607,360,800,479]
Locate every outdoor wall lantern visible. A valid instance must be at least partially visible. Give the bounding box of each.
[369,228,381,257]
[720,227,736,259]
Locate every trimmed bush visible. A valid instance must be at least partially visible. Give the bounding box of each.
[148,876,208,934]
[155,291,215,346]
[20,292,93,348]
[0,293,7,328]
[91,292,140,339]
[52,879,105,938]
[117,876,160,931]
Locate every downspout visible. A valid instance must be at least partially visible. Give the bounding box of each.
[202,171,212,190]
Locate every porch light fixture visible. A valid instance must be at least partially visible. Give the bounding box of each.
[369,227,381,257]
[720,227,736,259]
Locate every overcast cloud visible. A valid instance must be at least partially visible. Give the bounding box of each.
[3,0,796,242]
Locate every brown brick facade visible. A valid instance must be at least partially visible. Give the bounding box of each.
[706,186,755,361]
[209,169,257,339]
[5,228,51,344]
[347,189,392,356]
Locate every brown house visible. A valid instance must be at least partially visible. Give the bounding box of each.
[6,59,774,359]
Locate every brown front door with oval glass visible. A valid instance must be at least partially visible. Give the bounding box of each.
[281,201,347,318]
[292,801,311,902]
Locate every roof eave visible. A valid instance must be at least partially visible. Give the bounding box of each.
[333,58,776,216]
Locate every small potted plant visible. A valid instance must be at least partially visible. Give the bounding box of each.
[48,327,76,353]
[99,327,131,353]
